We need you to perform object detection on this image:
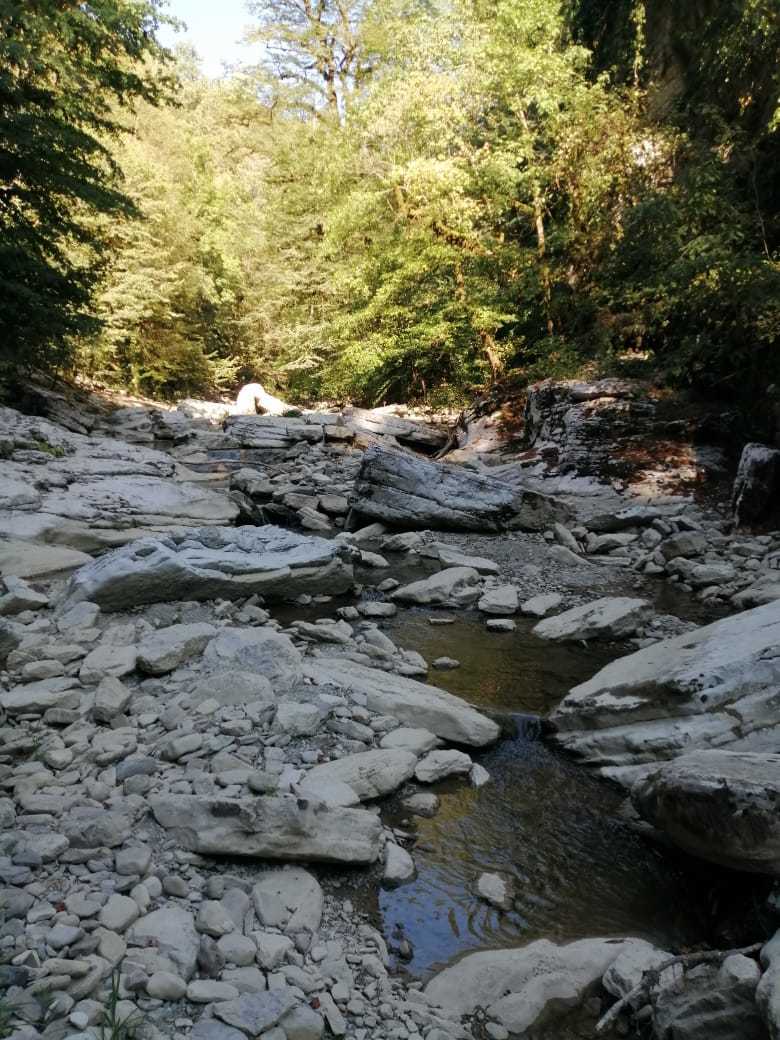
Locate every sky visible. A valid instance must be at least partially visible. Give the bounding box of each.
[157,0,256,78]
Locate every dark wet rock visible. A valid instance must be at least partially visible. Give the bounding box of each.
[733,443,780,528]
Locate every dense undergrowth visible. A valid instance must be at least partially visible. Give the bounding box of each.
[0,1,778,421]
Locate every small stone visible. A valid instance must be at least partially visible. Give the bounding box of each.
[486,618,516,632]
[98,894,140,933]
[147,971,187,1001]
[186,979,240,1003]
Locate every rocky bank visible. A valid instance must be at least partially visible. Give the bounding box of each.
[0,379,778,1040]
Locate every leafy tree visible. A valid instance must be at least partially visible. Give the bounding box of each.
[0,0,173,377]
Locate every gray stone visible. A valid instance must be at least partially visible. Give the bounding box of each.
[66,526,353,611]
[136,622,215,675]
[252,868,323,934]
[98,894,139,933]
[127,907,199,979]
[214,988,298,1035]
[478,585,519,615]
[631,750,780,875]
[383,843,415,887]
[93,677,132,722]
[415,749,472,783]
[520,592,563,618]
[0,677,80,716]
[280,1003,324,1040]
[350,446,573,532]
[151,794,382,864]
[204,627,302,693]
[303,749,418,802]
[533,597,652,642]
[391,567,482,608]
[304,657,499,747]
[733,442,780,527]
[550,599,780,777]
[475,872,513,910]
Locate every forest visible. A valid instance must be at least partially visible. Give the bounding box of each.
[1,0,778,413]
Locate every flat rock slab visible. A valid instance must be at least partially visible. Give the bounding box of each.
[425,937,638,1032]
[533,597,652,642]
[549,599,780,777]
[303,657,500,747]
[252,868,323,933]
[215,989,299,1035]
[349,446,573,532]
[127,907,199,979]
[151,794,382,864]
[66,525,354,611]
[391,567,482,608]
[0,539,91,579]
[631,750,780,875]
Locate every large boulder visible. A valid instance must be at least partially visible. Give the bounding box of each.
[533,597,652,642]
[203,627,302,693]
[733,442,780,528]
[344,407,448,452]
[303,656,500,747]
[224,415,321,450]
[549,600,780,780]
[425,938,639,1034]
[66,526,354,611]
[150,794,382,865]
[349,446,573,533]
[631,750,780,875]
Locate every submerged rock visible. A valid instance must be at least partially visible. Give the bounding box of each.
[631,750,780,875]
[66,525,354,611]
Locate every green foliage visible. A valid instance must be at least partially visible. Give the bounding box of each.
[0,0,174,378]
[6,0,779,413]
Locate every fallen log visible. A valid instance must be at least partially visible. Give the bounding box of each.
[348,445,573,532]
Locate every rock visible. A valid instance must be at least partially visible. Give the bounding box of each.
[303,749,418,801]
[415,749,472,783]
[254,932,294,970]
[519,592,563,617]
[383,844,416,887]
[478,585,519,615]
[253,868,323,934]
[136,623,215,675]
[0,576,49,615]
[280,1004,324,1040]
[380,727,441,755]
[214,989,299,1036]
[658,531,708,560]
[225,415,321,450]
[402,792,440,817]
[146,971,187,1001]
[187,980,240,1003]
[549,599,780,776]
[92,677,132,722]
[303,657,500,746]
[758,931,780,1039]
[98,894,140,933]
[733,442,780,527]
[196,901,237,938]
[274,701,321,736]
[191,670,275,708]
[0,538,92,579]
[66,525,353,611]
[345,407,448,451]
[0,677,80,716]
[391,567,482,608]
[601,939,674,1006]
[475,872,514,910]
[191,1020,247,1040]
[653,958,766,1040]
[425,937,639,1031]
[234,382,295,416]
[127,907,199,979]
[631,750,780,875]
[486,618,516,632]
[203,627,302,692]
[0,619,21,663]
[533,597,652,642]
[79,643,137,683]
[666,557,736,588]
[423,543,500,574]
[350,446,573,532]
[151,794,382,864]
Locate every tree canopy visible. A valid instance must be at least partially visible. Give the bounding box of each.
[2,0,779,415]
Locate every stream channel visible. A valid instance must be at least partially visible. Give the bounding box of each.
[274,556,763,981]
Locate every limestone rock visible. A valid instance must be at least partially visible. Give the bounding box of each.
[733,442,780,528]
[150,794,382,864]
[303,749,418,801]
[549,599,780,776]
[127,907,199,979]
[303,657,500,747]
[533,597,652,642]
[631,750,780,875]
[203,627,302,693]
[136,622,215,676]
[383,843,416,887]
[478,585,520,615]
[350,446,573,533]
[415,749,472,783]
[391,567,482,608]
[66,525,353,612]
[252,868,323,934]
